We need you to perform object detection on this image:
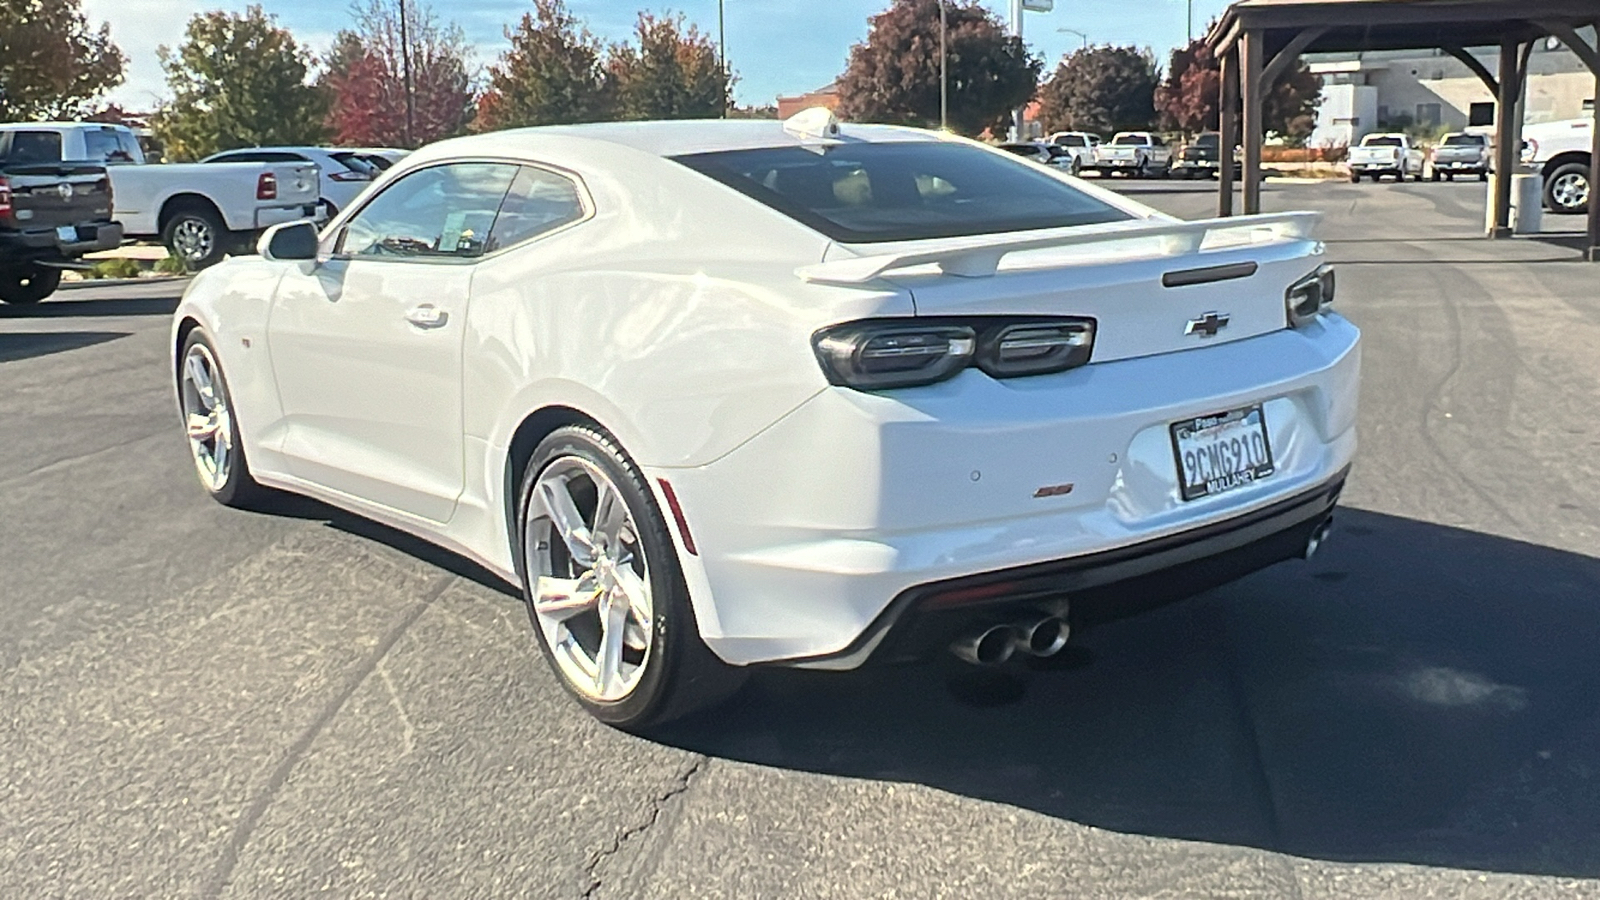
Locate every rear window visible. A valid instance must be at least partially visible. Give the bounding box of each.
[1363,136,1403,147]
[1194,133,1220,148]
[674,141,1130,244]
[1112,134,1149,146]
[1056,134,1086,147]
[1442,134,1485,146]
[1,131,63,164]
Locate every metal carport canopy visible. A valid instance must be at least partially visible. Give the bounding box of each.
[1205,0,1600,260]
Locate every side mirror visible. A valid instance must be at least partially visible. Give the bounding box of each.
[258,220,319,262]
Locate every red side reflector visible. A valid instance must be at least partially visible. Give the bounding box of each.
[923,581,1019,610]
[657,478,698,556]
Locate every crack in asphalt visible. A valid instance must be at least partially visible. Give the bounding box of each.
[579,754,707,900]
[199,572,456,899]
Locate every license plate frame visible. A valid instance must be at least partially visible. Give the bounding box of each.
[1170,405,1275,501]
[56,225,78,243]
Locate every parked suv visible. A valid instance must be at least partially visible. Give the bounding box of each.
[0,129,123,304]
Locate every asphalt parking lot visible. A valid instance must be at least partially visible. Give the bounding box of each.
[3,180,1599,899]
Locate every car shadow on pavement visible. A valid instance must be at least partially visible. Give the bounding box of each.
[0,295,182,318]
[656,508,1600,878]
[0,330,128,362]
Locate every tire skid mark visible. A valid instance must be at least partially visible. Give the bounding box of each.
[200,572,456,899]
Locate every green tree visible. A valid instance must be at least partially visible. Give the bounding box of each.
[478,0,612,130]
[0,0,124,121]
[835,0,1039,137]
[1037,45,1158,137]
[152,6,328,161]
[607,11,728,121]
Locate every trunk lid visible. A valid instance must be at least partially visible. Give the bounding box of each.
[805,214,1323,363]
[268,162,321,206]
[1350,146,1400,165]
[0,162,113,231]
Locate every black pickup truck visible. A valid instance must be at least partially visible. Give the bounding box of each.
[0,128,124,305]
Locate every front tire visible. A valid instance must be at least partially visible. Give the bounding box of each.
[518,425,742,731]
[1544,162,1591,214]
[178,330,265,508]
[0,264,62,305]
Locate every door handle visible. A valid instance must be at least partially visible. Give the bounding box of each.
[405,304,448,329]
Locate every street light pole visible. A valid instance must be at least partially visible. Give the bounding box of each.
[939,0,948,130]
[1009,0,1024,140]
[399,0,415,147]
[1057,27,1087,50]
[719,0,728,117]
[1187,0,1193,42]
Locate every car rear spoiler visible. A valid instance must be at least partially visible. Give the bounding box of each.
[795,211,1321,285]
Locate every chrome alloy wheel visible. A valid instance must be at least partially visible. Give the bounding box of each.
[1551,171,1590,210]
[525,457,655,702]
[180,343,232,491]
[172,217,215,263]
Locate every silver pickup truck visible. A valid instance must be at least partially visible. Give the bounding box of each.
[1429,132,1491,181]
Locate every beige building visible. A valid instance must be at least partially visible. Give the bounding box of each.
[1308,38,1596,147]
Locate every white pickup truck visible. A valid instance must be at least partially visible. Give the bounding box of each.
[1522,115,1593,214]
[1348,133,1426,182]
[0,122,323,268]
[1086,132,1172,178]
[1428,132,1491,181]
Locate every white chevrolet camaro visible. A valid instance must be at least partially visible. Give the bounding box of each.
[171,112,1360,730]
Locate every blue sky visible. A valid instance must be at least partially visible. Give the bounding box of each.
[84,0,1238,111]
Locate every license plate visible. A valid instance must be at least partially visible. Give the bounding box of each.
[56,225,78,243]
[1170,406,1275,501]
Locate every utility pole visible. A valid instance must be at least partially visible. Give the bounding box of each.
[1187,0,1193,42]
[939,0,948,130]
[399,0,415,147]
[719,0,728,117]
[1009,0,1024,140]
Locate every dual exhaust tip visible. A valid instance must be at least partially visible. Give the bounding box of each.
[950,615,1069,667]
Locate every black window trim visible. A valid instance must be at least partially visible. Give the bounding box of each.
[322,156,594,265]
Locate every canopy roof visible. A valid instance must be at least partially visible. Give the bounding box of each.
[1210,0,1599,56]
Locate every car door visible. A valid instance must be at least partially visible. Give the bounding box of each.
[265,161,519,522]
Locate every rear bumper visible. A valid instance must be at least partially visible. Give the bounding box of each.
[0,221,123,261]
[656,315,1361,667]
[255,204,325,230]
[792,464,1347,669]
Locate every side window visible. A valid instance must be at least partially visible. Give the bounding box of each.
[341,163,518,260]
[83,129,122,162]
[485,166,586,253]
[116,130,142,162]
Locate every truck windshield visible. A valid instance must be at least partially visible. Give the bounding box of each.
[674,141,1131,244]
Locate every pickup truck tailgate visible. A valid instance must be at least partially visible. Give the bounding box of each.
[1,164,113,230]
[265,162,320,206]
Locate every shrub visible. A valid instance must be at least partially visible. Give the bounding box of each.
[154,254,188,275]
[84,257,142,280]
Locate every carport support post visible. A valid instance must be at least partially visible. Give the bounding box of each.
[1241,29,1265,215]
[1491,39,1520,238]
[1218,47,1239,217]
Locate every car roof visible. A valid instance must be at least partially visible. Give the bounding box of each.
[420,119,942,162]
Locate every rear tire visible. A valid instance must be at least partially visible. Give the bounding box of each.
[518,425,744,732]
[0,265,62,305]
[163,203,229,271]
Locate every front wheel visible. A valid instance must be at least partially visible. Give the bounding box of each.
[0,264,62,305]
[1544,162,1591,214]
[178,330,266,508]
[518,425,743,731]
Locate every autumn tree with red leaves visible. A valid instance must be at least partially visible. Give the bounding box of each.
[322,0,476,148]
[836,0,1039,137]
[1155,37,1322,144]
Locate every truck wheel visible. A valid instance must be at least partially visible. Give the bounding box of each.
[0,265,62,305]
[1349,173,1361,183]
[1478,170,1489,182]
[1431,169,1441,182]
[1544,162,1590,214]
[163,205,228,271]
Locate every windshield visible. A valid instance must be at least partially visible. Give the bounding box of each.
[1442,135,1484,146]
[1363,136,1403,147]
[1193,133,1220,148]
[1112,135,1149,146]
[674,141,1130,244]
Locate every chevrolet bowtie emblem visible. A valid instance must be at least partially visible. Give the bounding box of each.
[1185,311,1231,338]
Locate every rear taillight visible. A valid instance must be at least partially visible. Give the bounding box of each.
[256,172,277,200]
[1286,265,1336,328]
[812,317,1097,391]
[0,176,11,223]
